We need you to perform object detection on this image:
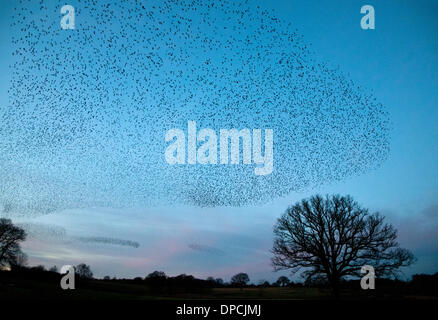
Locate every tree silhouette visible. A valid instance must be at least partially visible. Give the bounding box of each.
[0,218,26,268]
[272,194,415,296]
[257,279,270,287]
[75,263,93,279]
[10,252,28,270]
[231,273,250,288]
[275,276,290,287]
[146,270,167,279]
[32,265,45,272]
[145,270,167,288]
[49,265,58,273]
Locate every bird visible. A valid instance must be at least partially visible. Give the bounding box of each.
[1,0,390,214]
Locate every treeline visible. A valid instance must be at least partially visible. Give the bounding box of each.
[2,264,438,297]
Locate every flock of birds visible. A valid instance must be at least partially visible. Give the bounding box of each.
[17,222,140,248]
[1,0,390,216]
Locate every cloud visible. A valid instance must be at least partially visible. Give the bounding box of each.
[381,203,438,276]
[388,204,438,250]
[188,243,224,255]
[421,204,438,219]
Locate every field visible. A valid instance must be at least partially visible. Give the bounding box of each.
[0,278,329,300]
[1,270,437,300]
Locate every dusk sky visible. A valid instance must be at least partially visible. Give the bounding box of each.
[0,0,437,283]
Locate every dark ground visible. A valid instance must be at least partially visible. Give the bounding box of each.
[1,269,437,300]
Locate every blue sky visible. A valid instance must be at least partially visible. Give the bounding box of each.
[0,0,437,283]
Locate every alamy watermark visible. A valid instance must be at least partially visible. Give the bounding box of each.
[60,265,75,290]
[164,121,274,175]
[360,265,375,290]
[360,5,375,30]
[60,5,75,30]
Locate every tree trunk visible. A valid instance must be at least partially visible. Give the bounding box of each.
[331,277,340,299]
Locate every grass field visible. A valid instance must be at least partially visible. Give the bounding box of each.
[1,270,437,300]
[0,286,333,300]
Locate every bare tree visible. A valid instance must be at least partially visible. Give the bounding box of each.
[49,265,58,273]
[75,263,93,279]
[231,273,250,288]
[257,279,270,287]
[145,270,167,287]
[0,218,27,267]
[272,194,415,296]
[8,251,28,270]
[275,276,290,287]
[32,265,46,272]
[146,270,167,279]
